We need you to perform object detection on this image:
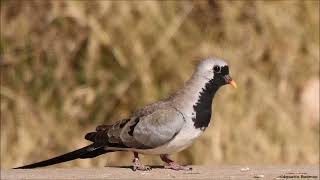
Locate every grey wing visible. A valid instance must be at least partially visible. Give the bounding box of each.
[120,107,185,149]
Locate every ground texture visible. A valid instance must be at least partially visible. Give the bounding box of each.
[1,166,319,180]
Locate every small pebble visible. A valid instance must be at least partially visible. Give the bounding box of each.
[240,167,250,172]
[254,174,265,178]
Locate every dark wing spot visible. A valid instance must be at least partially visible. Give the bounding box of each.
[128,117,140,136]
[96,125,112,131]
[119,118,130,128]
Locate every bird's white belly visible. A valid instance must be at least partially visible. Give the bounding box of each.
[135,123,203,155]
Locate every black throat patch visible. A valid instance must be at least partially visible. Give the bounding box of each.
[192,75,225,131]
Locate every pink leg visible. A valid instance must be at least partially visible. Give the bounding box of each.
[160,154,192,171]
[132,152,151,171]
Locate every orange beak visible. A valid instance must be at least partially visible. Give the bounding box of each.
[224,75,237,89]
[229,80,237,89]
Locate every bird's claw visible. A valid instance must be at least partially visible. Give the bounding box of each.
[164,162,192,171]
[132,158,151,171]
[132,163,152,171]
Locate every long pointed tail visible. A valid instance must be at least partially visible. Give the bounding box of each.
[14,144,113,169]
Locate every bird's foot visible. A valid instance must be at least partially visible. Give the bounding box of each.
[132,158,151,171]
[160,154,192,171]
[164,162,192,171]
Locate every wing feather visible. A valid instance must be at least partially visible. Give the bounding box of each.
[121,107,185,148]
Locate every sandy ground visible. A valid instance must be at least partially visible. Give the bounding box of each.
[1,166,319,180]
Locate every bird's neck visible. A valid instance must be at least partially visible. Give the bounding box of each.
[172,73,221,130]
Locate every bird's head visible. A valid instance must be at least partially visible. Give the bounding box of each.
[196,58,237,88]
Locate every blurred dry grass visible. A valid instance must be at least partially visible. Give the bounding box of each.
[0,0,319,168]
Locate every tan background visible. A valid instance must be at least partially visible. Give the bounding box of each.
[1,0,319,168]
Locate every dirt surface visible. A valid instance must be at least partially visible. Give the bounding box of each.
[1,166,319,180]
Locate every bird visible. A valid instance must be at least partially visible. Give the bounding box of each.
[14,58,237,171]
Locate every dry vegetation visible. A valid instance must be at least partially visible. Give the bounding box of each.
[1,0,319,168]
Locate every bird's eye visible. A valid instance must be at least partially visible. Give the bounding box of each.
[213,66,221,73]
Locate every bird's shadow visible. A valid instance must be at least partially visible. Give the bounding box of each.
[105,165,194,172]
[105,165,164,170]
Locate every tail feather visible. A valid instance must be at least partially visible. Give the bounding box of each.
[14,144,109,169]
[79,148,113,159]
